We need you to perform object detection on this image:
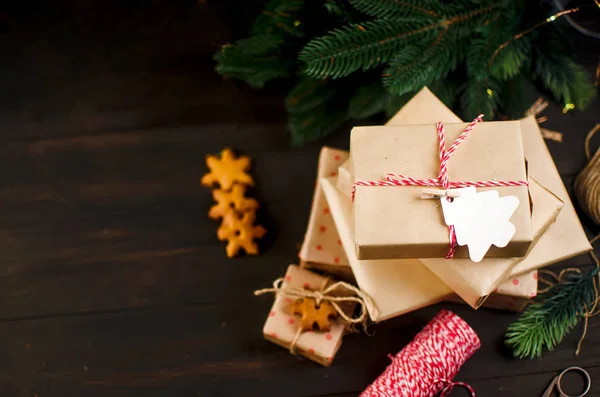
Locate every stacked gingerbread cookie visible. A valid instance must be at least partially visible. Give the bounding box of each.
[201,148,266,258]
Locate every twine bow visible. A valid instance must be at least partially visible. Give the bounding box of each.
[352,115,529,259]
[255,278,379,327]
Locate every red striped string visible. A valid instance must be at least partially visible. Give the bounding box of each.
[352,116,528,259]
[360,310,480,397]
[435,379,476,397]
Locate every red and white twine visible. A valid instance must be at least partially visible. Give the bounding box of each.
[352,115,528,258]
[360,310,480,397]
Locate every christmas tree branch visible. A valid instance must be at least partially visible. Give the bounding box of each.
[300,2,504,79]
[506,261,600,359]
[349,0,440,19]
[488,7,579,70]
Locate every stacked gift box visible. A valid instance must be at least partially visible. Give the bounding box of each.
[260,87,591,366]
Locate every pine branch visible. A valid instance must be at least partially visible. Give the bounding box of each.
[252,0,305,37]
[349,0,441,19]
[285,76,336,114]
[214,0,307,88]
[347,81,388,119]
[490,38,531,80]
[382,31,463,96]
[286,77,348,145]
[300,19,437,79]
[532,47,595,111]
[215,36,294,88]
[465,4,519,81]
[324,0,358,23]
[299,2,504,79]
[505,267,599,359]
[384,92,415,118]
[220,34,287,56]
[215,0,595,144]
[498,73,531,119]
[289,109,346,145]
[429,77,459,108]
[460,77,501,120]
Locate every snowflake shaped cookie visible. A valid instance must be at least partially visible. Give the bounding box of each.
[209,184,259,220]
[201,147,253,191]
[217,211,266,258]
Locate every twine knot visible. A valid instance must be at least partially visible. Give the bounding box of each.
[254,278,379,327]
[255,276,379,355]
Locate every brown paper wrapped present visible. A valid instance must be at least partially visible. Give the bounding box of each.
[509,116,592,275]
[338,158,542,306]
[497,270,538,298]
[256,265,372,366]
[450,270,538,312]
[322,175,548,319]
[420,178,561,307]
[339,144,559,307]
[321,176,448,321]
[351,120,532,260]
[390,88,590,275]
[298,147,351,280]
[446,293,532,312]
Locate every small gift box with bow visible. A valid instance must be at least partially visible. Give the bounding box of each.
[255,265,375,366]
[351,119,533,261]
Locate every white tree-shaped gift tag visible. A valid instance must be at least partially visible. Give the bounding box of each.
[440,187,520,262]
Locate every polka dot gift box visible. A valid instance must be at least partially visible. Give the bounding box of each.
[496,270,538,298]
[299,147,353,280]
[260,265,355,367]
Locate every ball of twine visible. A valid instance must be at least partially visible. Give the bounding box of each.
[360,310,480,397]
[575,124,600,225]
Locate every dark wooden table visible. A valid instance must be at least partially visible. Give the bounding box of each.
[1,2,599,396]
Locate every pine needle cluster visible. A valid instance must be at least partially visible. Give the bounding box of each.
[215,0,596,144]
[505,267,599,359]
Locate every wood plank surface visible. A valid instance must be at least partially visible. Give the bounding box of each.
[0,1,598,397]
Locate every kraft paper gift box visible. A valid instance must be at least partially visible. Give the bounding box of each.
[261,265,350,367]
[419,178,561,306]
[300,148,538,315]
[331,154,541,313]
[388,88,591,275]
[446,270,537,312]
[337,88,564,310]
[340,151,561,308]
[477,270,538,312]
[351,120,533,260]
[508,116,592,276]
[446,292,533,312]
[477,294,531,312]
[298,147,353,280]
[322,175,448,321]
[322,174,551,318]
[496,270,538,298]
[339,158,549,307]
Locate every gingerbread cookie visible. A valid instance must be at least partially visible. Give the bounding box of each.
[201,147,253,191]
[289,297,338,332]
[209,184,259,220]
[217,211,266,258]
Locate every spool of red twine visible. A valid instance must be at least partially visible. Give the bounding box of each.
[361,310,481,397]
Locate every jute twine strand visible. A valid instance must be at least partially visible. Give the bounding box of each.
[575,124,600,225]
[254,278,379,354]
[535,123,600,356]
[537,250,600,356]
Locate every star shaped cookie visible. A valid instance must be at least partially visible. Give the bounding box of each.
[201,148,253,191]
